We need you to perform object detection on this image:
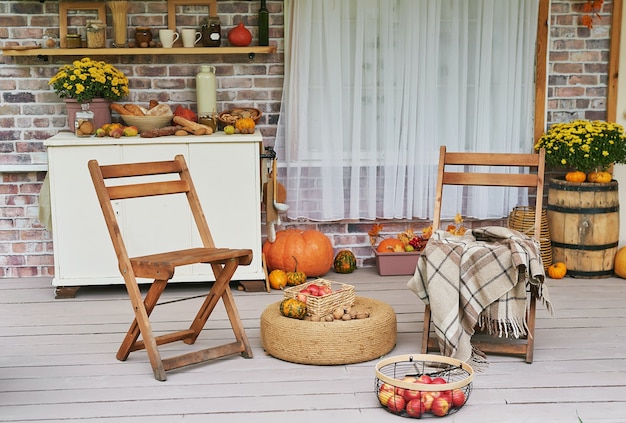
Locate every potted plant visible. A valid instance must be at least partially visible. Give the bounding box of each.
[48,57,129,131]
[535,120,626,278]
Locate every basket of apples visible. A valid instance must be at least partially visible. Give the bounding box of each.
[375,354,473,418]
[283,278,355,318]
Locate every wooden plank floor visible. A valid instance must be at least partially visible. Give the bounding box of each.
[0,267,625,422]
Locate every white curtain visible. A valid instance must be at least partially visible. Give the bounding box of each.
[276,0,540,222]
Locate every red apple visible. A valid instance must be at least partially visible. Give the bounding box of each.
[402,375,417,383]
[451,388,467,408]
[378,384,394,406]
[406,398,426,418]
[403,388,422,402]
[431,396,450,417]
[431,377,448,384]
[416,374,432,384]
[386,394,406,413]
[421,392,435,411]
[439,389,453,403]
[295,293,308,303]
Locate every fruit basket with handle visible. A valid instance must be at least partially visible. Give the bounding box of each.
[375,354,474,418]
[283,278,355,318]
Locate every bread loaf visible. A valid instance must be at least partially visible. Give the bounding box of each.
[124,104,145,116]
[146,103,173,117]
[110,103,133,116]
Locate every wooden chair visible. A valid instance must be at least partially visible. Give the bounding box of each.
[421,146,546,363]
[88,154,254,381]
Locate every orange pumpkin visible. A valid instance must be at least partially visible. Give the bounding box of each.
[263,228,334,277]
[565,171,586,182]
[235,117,256,134]
[614,247,626,278]
[547,262,567,279]
[268,269,287,290]
[377,238,405,253]
[586,171,611,183]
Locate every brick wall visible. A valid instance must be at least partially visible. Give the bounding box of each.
[0,0,616,278]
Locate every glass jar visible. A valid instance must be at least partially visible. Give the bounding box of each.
[135,27,153,47]
[75,103,95,137]
[86,20,106,48]
[66,34,82,49]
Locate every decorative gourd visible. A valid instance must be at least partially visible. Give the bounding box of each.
[586,171,611,183]
[565,171,586,182]
[235,117,256,134]
[262,228,334,277]
[279,298,307,319]
[333,250,357,273]
[614,247,626,278]
[227,22,252,47]
[377,238,405,253]
[547,262,567,279]
[268,269,287,290]
[286,257,307,286]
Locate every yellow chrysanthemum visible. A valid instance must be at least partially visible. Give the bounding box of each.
[48,57,129,103]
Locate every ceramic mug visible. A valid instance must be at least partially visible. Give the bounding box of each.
[159,29,179,48]
[181,29,202,47]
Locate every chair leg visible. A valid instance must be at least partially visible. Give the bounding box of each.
[117,279,168,361]
[221,287,253,358]
[119,278,168,381]
[525,292,537,364]
[421,305,432,354]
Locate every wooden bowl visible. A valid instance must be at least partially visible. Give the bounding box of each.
[120,115,173,132]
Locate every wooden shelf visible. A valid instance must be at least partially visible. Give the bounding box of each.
[1,45,276,57]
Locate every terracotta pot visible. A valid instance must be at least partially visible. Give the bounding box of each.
[64,98,111,133]
[228,22,252,47]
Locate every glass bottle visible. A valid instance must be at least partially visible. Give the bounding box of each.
[75,103,95,137]
[201,16,221,47]
[196,65,217,121]
[258,0,269,46]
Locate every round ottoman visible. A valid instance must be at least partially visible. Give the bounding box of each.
[260,296,397,365]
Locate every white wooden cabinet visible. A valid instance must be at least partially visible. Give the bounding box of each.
[44,131,264,287]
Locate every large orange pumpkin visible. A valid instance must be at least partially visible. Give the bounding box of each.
[263,228,334,277]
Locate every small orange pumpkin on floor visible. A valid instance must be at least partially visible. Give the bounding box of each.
[547,262,567,279]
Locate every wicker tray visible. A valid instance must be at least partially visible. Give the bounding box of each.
[283,278,355,317]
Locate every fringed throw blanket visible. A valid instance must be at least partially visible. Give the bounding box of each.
[407,226,552,369]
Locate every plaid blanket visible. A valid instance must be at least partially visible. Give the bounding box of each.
[407,226,552,367]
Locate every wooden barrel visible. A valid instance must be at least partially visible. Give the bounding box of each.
[547,178,619,278]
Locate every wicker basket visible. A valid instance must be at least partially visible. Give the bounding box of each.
[375,354,474,418]
[507,206,552,270]
[217,107,262,127]
[283,278,355,317]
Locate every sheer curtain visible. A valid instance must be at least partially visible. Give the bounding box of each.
[276,0,540,222]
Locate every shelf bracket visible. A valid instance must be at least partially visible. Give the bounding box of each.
[248,52,256,60]
[37,54,49,62]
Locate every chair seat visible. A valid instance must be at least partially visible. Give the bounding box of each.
[131,248,253,280]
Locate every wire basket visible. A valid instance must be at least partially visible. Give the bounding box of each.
[507,206,552,270]
[375,354,474,418]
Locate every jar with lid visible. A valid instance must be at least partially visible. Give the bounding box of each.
[201,16,221,47]
[75,103,95,137]
[66,33,82,49]
[86,20,106,48]
[135,27,153,47]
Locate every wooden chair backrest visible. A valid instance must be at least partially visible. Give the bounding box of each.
[432,146,546,241]
[88,154,216,265]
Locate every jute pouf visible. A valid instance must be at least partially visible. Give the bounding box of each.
[260,296,397,365]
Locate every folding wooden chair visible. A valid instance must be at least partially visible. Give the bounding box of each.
[88,154,254,381]
[421,146,546,363]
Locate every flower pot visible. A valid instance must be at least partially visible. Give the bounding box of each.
[547,177,619,278]
[64,99,111,133]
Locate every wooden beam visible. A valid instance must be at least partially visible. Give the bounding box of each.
[533,0,550,143]
[607,0,623,122]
